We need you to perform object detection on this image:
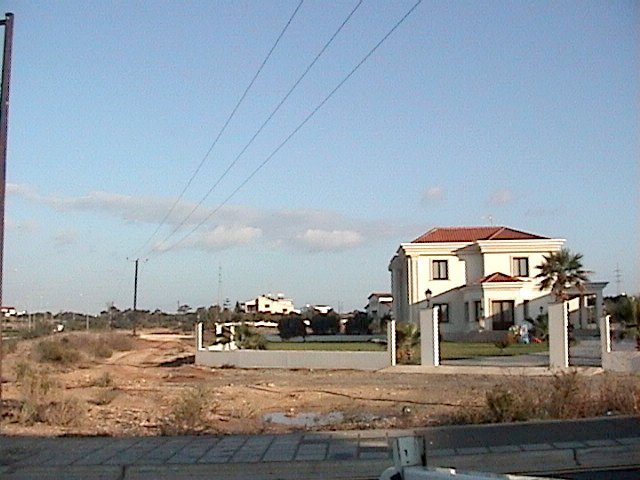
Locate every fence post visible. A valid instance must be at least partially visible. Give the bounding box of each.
[196,322,204,351]
[388,319,396,366]
[420,307,440,366]
[549,302,569,369]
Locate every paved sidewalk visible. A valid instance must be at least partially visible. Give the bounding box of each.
[1,416,639,479]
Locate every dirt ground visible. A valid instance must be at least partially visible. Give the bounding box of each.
[0,330,631,437]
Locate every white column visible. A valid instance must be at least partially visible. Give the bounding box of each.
[549,302,569,369]
[196,322,204,351]
[600,314,611,356]
[387,319,397,366]
[420,307,440,366]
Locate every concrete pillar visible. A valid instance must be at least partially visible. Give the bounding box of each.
[578,294,588,328]
[594,290,604,327]
[387,319,397,366]
[420,307,440,366]
[196,322,204,351]
[549,302,569,369]
[600,314,611,356]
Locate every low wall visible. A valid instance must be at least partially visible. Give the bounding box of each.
[194,322,392,371]
[602,351,640,373]
[195,348,390,371]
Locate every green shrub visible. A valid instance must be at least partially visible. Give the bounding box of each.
[310,313,340,335]
[236,324,267,350]
[345,312,372,335]
[278,315,307,340]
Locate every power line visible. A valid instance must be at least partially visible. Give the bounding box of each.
[131,0,305,257]
[149,0,365,254]
[155,0,423,255]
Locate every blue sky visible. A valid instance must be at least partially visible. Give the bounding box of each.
[2,1,638,314]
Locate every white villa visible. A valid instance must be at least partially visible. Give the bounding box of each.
[365,293,393,323]
[388,226,607,340]
[243,294,295,315]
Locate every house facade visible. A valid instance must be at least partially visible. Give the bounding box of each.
[243,294,295,315]
[388,226,606,339]
[365,293,393,324]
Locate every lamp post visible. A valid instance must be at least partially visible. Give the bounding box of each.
[424,289,432,308]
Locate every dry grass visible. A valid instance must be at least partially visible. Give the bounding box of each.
[452,371,640,424]
[13,361,86,425]
[33,332,135,365]
[159,386,218,435]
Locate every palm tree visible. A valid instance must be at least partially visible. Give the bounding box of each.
[535,248,591,302]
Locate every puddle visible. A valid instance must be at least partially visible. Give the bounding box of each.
[263,411,345,427]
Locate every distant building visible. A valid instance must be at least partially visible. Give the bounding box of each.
[1,306,17,318]
[303,304,333,315]
[365,293,393,323]
[243,294,294,315]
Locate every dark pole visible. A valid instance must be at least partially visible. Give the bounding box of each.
[0,11,14,418]
[133,258,139,311]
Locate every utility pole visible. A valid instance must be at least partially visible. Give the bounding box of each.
[0,11,14,418]
[128,258,146,336]
[133,258,139,310]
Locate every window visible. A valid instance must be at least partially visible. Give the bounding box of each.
[513,257,529,277]
[474,301,482,322]
[491,300,515,330]
[432,260,449,280]
[464,302,469,322]
[434,303,449,323]
[523,300,530,320]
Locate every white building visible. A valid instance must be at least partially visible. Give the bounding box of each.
[388,226,606,339]
[243,294,295,315]
[365,293,393,322]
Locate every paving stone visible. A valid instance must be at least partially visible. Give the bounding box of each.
[488,445,522,453]
[617,437,640,445]
[520,443,553,451]
[584,439,618,447]
[456,446,489,455]
[428,448,455,457]
[295,443,328,461]
[552,441,585,449]
[359,450,391,460]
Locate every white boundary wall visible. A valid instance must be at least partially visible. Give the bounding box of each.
[599,315,640,373]
[195,323,393,371]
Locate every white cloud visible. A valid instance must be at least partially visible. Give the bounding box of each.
[488,188,515,206]
[7,183,400,253]
[296,229,363,252]
[164,225,262,252]
[423,186,445,204]
[53,230,78,247]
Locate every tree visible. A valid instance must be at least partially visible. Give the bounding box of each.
[535,248,591,302]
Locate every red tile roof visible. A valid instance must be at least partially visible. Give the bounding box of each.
[478,272,521,283]
[411,226,547,243]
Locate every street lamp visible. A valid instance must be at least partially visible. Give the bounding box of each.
[425,289,432,308]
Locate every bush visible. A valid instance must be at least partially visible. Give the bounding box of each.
[14,362,59,424]
[345,312,372,335]
[310,313,340,335]
[36,339,81,364]
[42,398,85,427]
[451,371,640,425]
[278,315,307,340]
[92,372,114,388]
[160,386,216,435]
[396,322,419,364]
[235,324,267,350]
[91,389,119,406]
